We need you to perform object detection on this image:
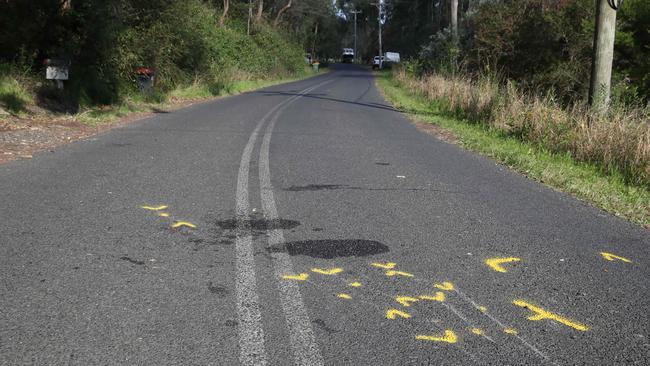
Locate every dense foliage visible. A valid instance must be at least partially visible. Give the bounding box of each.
[0,0,339,108]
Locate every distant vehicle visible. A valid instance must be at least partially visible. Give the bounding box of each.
[385,52,400,63]
[372,52,400,69]
[372,56,385,69]
[342,48,354,63]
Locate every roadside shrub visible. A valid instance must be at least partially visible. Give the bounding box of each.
[393,68,650,187]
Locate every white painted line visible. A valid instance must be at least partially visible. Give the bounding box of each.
[258,79,334,366]
[234,79,332,366]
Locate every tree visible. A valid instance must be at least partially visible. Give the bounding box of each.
[274,0,293,27]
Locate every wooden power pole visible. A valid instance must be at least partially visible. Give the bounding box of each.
[589,0,622,110]
[450,0,458,41]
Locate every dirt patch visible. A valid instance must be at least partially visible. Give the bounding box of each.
[0,98,215,165]
[411,116,459,144]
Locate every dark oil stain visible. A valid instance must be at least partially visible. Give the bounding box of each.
[215,218,301,231]
[375,162,390,166]
[207,282,229,296]
[219,239,234,245]
[312,228,324,232]
[312,318,339,334]
[284,184,441,193]
[120,256,145,265]
[188,237,204,244]
[224,319,238,327]
[268,239,389,259]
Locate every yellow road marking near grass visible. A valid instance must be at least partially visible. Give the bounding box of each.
[386,309,411,320]
[337,293,352,300]
[434,282,454,291]
[371,262,397,269]
[419,292,445,302]
[311,268,343,275]
[282,273,309,281]
[171,221,196,229]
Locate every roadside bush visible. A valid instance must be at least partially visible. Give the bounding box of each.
[394,67,650,187]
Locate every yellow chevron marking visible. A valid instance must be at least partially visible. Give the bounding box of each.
[485,257,521,273]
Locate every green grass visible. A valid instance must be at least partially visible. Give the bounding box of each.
[75,66,321,126]
[0,68,33,115]
[375,71,650,228]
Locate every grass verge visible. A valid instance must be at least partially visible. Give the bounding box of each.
[74,66,323,127]
[375,71,650,228]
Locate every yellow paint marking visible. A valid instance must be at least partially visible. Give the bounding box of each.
[386,309,411,320]
[171,221,196,229]
[600,252,632,263]
[419,292,446,302]
[142,205,168,211]
[396,296,420,307]
[371,262,397,269]
[478,306,488,313]
[485,257,521,273]
[470,328,484,336]
[282,273,309,281]
[513,300,589,331]
[348,282,362,287]
[337,293,352,300]
[158,212,170,217]
[416,330,458,344]
[311,268,343,275]
[434,282,454,291]
[386,270,414,278]
[504,328,518,335]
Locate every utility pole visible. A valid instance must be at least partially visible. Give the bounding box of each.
[371,0,385,69]
[247,0,252,35]
[589,0,622,110]
[350,9,362,63]
[451,0,458,41]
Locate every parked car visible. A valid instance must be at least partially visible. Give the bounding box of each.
[372,56,384,69]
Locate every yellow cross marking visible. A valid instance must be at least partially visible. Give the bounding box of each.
[282,273,309,281]
[142,205,168,211]
[371,262,396,269]
[348,282,362,287]
[396,296,419,307]
[434,282,454,291]
[386,309,411,320]
[172,221,196,229]
[386,270,414,278]
[485,257,521,273]
[600,252,632,263]
[416,330,457,344]
[419,292,445,302]
[337,293,352,300]
[311,268,343,275]
[513,300,589,331]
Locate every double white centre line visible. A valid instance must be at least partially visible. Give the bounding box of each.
[234,78,334,366]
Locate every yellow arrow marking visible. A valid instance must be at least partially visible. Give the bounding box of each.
[396,296,419,307]
[485,257,521,273]
[386,270,414,278]
[372,262,396,269]
[142,205,168,211]
[337,293,352,300]
[419,291,446,302]
[504,328,518,335]
[470,328,484,336]
[311,268,343,275]
[348,282,362,287]
[386,309,411,320]
[416,330,458,344]
[282,273,309,281]
[158,212,170,217]
[513,300,589,331]
[171,221,196,229]
[600,252,632,263]
[434,282,454,291]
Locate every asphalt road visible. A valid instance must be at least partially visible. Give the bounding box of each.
[1,64,648,366]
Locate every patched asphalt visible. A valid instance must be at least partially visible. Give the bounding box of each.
[1,64,648,365]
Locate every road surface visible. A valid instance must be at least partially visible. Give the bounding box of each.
[1,64,648,365]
